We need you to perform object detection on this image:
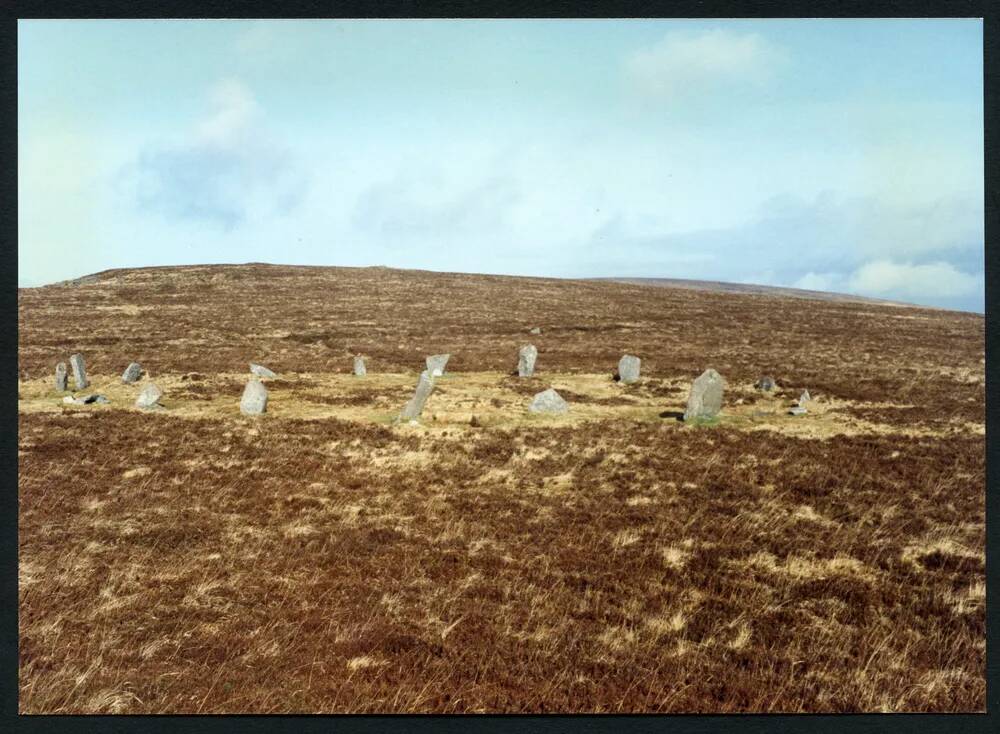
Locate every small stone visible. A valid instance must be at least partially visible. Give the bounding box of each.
[353,356,367,377]
[618,354,641,384]
[240,379,268,415]
[756,375,776,391]
[683,368,724,422]
[135,383,163,409]
[798,389,811,406]
[122,362,143,383]
[62,396,76,404]
[400,370,435,421]
[529,327,542,335]
[425,354,450,377]
[55,362,68,392]
[69,353,89,390]
[528,388,568,414]
[250,363,277,378]
[789,406,808,416]
[518,344,538,377]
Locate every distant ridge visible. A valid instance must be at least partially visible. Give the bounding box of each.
[589,277,919,309]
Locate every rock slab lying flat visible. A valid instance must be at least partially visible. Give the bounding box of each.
[400,370,435,421]
[70,353,89,390]
[618,354,641,384]
[250,363,277,378]
[529,327,542,335]
[63,394,109,406]
[122,362,143,383]
[241,379,268,415]
[136,383,163,409]
[353,356,367,377]
[788,406,808,416]
[528,388,568,414]
[683,368,724,421]
[518,344,538,377]
[426,354,450,377]
[55,362,68,392]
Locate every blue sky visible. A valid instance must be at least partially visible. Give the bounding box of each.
[18,19,984,311]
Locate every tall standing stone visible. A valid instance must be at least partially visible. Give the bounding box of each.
[518,344,538,377]
[399,370,435,422]
[135,383,163,409]
[426,354,450,377]
[240,379,268,415]
[353,356,367,376]
[122,362,143,384]
[69,353,89,390]
[250,363,277,379]
[55,362,68,392]
[618,354,641,384]
[528,388,569,414]
[683,368,725,422]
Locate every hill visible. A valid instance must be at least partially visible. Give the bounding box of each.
[17,264,985,713]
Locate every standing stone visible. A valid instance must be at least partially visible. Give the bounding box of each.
[529,327,542,335]
[353,356,367,377]
[756,375,776,391]
[122,362,143,384]
[250,363,277,379]
[399,370,435,421]
[528,388,569,414]
[798,389,811,406]
[135,383,163,409]
[240,379,268,415]
[426,354,450,377]
[69,353,89,390]
[518,344,538,377]
[683,368,725,422]
[618,354,641,384]
[55,362,68,392]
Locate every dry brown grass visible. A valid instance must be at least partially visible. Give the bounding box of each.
[17,264,984,713]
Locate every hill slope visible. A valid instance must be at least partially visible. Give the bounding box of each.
[17,264,985,713]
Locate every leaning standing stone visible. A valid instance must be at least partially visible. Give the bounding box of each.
[353,356,367,377]
[55,362,68,392]
[250,363,277,378]
[426,354,450,377]
[240,379,268,415]
[518,345,538,377]
[618,354,641,384]
[400,370,435,421]
[69,353,89,390]
[683,368,724,421]
[122,362,143,383]
[135,383,163,409]
[528,388,569,414]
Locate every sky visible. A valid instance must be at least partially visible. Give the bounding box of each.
[18,19,984,311]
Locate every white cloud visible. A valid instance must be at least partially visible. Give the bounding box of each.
[793,271,840,292]
[847,259,981,300]
[625,28,787,98]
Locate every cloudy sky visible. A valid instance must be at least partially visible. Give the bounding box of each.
[18,19,984,311]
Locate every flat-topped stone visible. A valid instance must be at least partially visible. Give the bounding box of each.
[683,368,724,422]
[70,354,89,390]
[426,354,450,377]
[353,356,367,377]
[250,363,277,378]
[399,370,435,421]
[518,344,538,377]
[122,362,143,383]
[789,406,808,416]
[618,354,641,384]
[756,375,776,391]
[529,327,542,335]
[528,388,568,414]
[55,362,68,392]
[240,379,268,415]
[136,383,163,409]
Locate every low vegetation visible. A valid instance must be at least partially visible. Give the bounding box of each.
[18,264,984,712]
